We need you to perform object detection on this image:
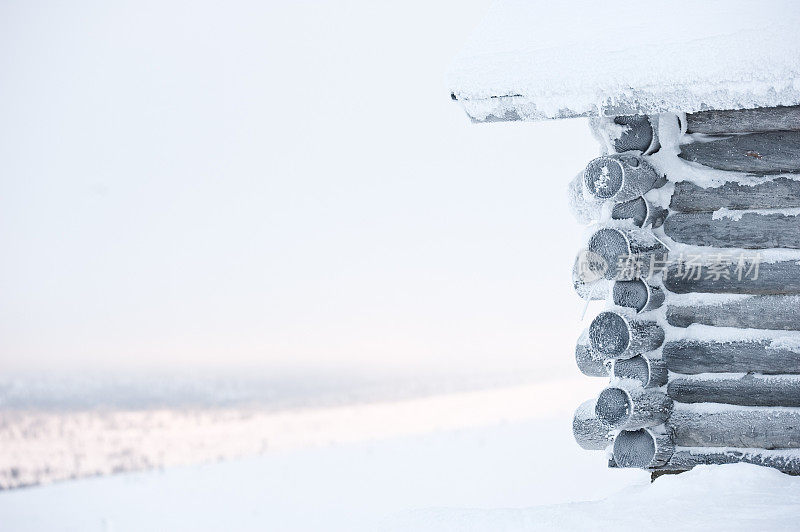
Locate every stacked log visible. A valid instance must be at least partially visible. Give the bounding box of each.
[571,106,800,478]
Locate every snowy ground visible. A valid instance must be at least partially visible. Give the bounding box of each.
[1,378,798,531]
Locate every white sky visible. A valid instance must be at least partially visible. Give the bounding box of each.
[0,0,598,376]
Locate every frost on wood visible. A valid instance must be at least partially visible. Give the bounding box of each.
[663,338,800,375]
[612,279,664,313]
[613,355,667,388]
[664,211,800,249]
[664,259,800,295]
[668,405,800,449]
[679,131,800,175]
[588,311,664,358]
[595,382,672,430]
[586,227,667,281]
[567,105,800,475]
[575,329,609,378]
[666,295,800,330]
[612,428,674,468]
[572,399,613,450]
[583,155,662,203]
[668,374,800,407]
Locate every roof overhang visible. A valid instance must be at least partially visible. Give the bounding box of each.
[448,0,800,122]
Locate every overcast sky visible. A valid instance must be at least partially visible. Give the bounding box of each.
[0,0,598,376]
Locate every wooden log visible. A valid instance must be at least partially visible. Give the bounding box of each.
[582,154,663,203]
[669,177,800,213]
[668,374,800,407]
[663,260,800,295]
[668,404,800,448]
[666,295,800,330]
[587,227,668,281]
[613,355,668,388]
[575,330,609,377]
[663,339,800,375]
[573,399,613,450]
[595,381,673,430]
[685,105,800,135]
[590,115,660,154]
[589,311,665,358]
[663,211,800,249]
[612,279,665,312]
[611,196,668,229]
[611,428,674,468]
[679,131,800,174]
[657,448,800,475]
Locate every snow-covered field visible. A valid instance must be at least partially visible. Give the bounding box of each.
[1,413,797,531]
[0,374,586,490]
[1,377,798,531]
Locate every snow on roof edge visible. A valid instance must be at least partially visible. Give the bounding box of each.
[448,0,800,122]
[453,85,800,123]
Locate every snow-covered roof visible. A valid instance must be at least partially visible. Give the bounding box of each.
[448,0,800,122]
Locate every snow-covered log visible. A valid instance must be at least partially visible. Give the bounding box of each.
[666,295,800,330]
[611,427,674,468]
[575,329,609,377]
[663,339,800,375]
[589,115,660,155]
[582,154,663,203]
[657,448,800,475]
[587,227,668,281]
[663,211,800,249]
[679,131,800,174]
[611,196,667,228]
[663,260,800,295]
[668,374,800,407]
[595,381,673,430]
[685,105,800,135]
[589,311,664,358]
[613,355,668,388]
[572,399,613,450]
[668,404,800,448]
[669,177,800,213]
[612,279,665,313]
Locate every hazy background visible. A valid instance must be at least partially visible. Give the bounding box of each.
[0,0,597,380]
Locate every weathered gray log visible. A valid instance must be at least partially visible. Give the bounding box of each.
[686,105,800,135]
[582,154,663,202]
[664,260,800,295]
[590,115,661,154]
[612,428,674,468]
[668,374,800,407]
[587,227,668,281]
[663,339,800,375]
[612,279,665,312]
[663,211,800,249]
[573,399,613,450]
[613,355,668,388]
[669,177,800,212]
[595,381,673,430]
[679,131,800,174]
[575,330,609,377]
[611,196,668,228]
[666,295,800,330]
[668,404,800,448]
[589,311,664,357]
[656,448,800,475]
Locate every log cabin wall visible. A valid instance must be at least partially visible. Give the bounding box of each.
[571,105,800,476]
